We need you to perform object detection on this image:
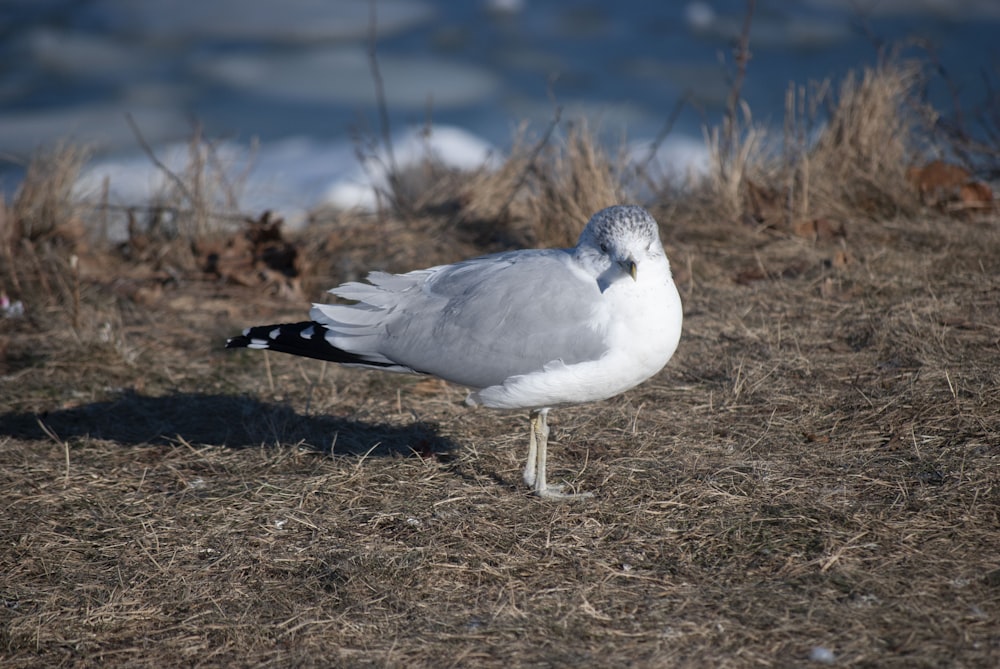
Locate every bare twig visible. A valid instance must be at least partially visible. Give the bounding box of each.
[722,0,756,164]
[22,239,53,304]
[920,42,1000,177]
[74,201,248,224]
[367,0,402,209]
[99,174,110,242]
[205,135,259,212]
[36,417,70,484]
[264,349,275,396]
[125,113,198,209]
[188,121,207,235]
[498,106,562,222]
[1,207,24,297]
[632,92,690,193]
[70,253,80,333]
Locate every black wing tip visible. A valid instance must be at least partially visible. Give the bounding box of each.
[225,334,251,349]
[225,323,307,354]
[224,321,400,369]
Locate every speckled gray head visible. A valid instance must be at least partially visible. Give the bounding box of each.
[573,205,670,293]
[577,205,662,253]
[575,205,667,280]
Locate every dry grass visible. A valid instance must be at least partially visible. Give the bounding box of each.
[9,143,90,242]
[515,122,627,247]
[702,104,774,221]
[684,62,927,232]
[445,121,627,249]
[1,61,999,668]
[791,62,924,219]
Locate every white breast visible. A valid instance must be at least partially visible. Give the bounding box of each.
[469,257,682,410]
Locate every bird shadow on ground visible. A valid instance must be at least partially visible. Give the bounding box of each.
[0,390,456,458]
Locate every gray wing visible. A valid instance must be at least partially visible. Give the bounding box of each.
[311,249,610,389]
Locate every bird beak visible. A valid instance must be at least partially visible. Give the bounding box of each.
[620,258,637,281]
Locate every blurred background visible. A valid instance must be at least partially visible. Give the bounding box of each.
[1,0,998,215]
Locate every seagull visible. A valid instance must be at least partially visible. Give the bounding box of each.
[226,205,682,498]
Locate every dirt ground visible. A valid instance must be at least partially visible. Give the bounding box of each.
[1,116,999,665]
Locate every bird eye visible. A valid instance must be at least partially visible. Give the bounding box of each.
[600,242,609,253]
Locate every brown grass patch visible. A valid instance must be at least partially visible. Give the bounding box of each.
[1,62,999,668]
[678,62,935,237]
[440,121,627,250]
[793,62,923,219]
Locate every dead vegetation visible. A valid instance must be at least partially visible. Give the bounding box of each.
[1,61,998,668]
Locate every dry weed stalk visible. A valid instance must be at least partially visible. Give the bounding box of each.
[704,104,772,220]
[10,143,89,241]
[697,0,776,222]
[460,122,627,248]
[920,45,1000,178]
[0,145,92,318]
[126,119,249,240]
[452,122,546,226]
[521,122,626,247]
[796,62,924,218]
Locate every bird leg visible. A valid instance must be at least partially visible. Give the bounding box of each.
[523,409,543,488]
[524,408,593,499]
